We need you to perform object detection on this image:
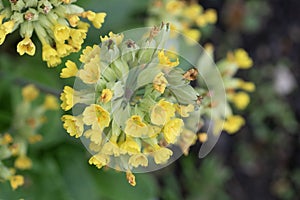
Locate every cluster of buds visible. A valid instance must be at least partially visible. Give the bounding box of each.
[147,0,217,42]
[0,0,106,67]
[0,84,58,190]
[60,24,202,186]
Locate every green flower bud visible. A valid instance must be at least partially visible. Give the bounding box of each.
[10,0,25,12]
[37,0,53,14]
[24,8,39,21]
[20,21,33,37]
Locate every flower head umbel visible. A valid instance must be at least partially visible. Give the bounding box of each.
[0,0,106,67]
[0,84,58,190]
[60,24,201,185]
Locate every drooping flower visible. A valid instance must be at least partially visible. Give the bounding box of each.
[228,49,253,69]
[151,99,176,126]
[89,153,110,169]
[22,84,39,102]
[60,86,75,111]
[82,104,111,129]
[175,104,194,117]
[120,137,141,155]
[223,115,245,134]
[10,175,24,190]
[17,36,36,56]
[43,95,59,110]
[153,72,168,93]
[60,60,78,78]
[124,115,148,138]
[14,156,32,170]
[163,118,184,144]
[128,153,148,168]
[61,115,84,138]
[153,146,173,164]
[229,92,250,110]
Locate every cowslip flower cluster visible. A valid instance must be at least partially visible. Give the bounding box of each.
[60,24,201,186]
[0,0,106,67]
[0,84,58,190]
[147,0,217,42]
[200,45,255,134]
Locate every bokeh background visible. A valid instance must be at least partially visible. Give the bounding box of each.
[0,0,299,199]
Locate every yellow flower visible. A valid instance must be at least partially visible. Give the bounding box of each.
[124,115,148,137]
[203,9,217,24]
[78,56,101,84]
[22,84,39,102]
[1,133,13,145]
[223,115,245,134]
[53,23,70,42]
[56,42,73,57]
[120,137,141,155]
[89,153,109,169]
[17,37,36,56]
[238,80,255,92]
[102,141,122,156]
[82,11,106,29]
[166,0,184,14]
[229,49,253,69]
[43,95,59,110]
[67,15,80,27]
[60,60,78,78]
[229,92,250,110]
[153,72,168,93]
[60,86,75,111]
[82,104,111,129]
[28,134,43,144]
[1,20,15,34]
[42,43,61,67]
[10,175,24,190]
[195,15,207,27]
[89,141,102,152]
[100,32,124,45]
[84,127,102,145]
[175,104,194,117]
[126,171,136,186]
[79,45,101,64]
[99,89,113,103]
[68,29,87,51]
[14,156,32,170]
[153,146,173,164]
[151,99,175,126]
[163,118,184,144]
[92,13,106,29]
[147,125,162,138]
[128,153,148,168]
[183,3,203,20]
[61,115,84,138]
[158,50,179,67]
[183,28,201,43]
